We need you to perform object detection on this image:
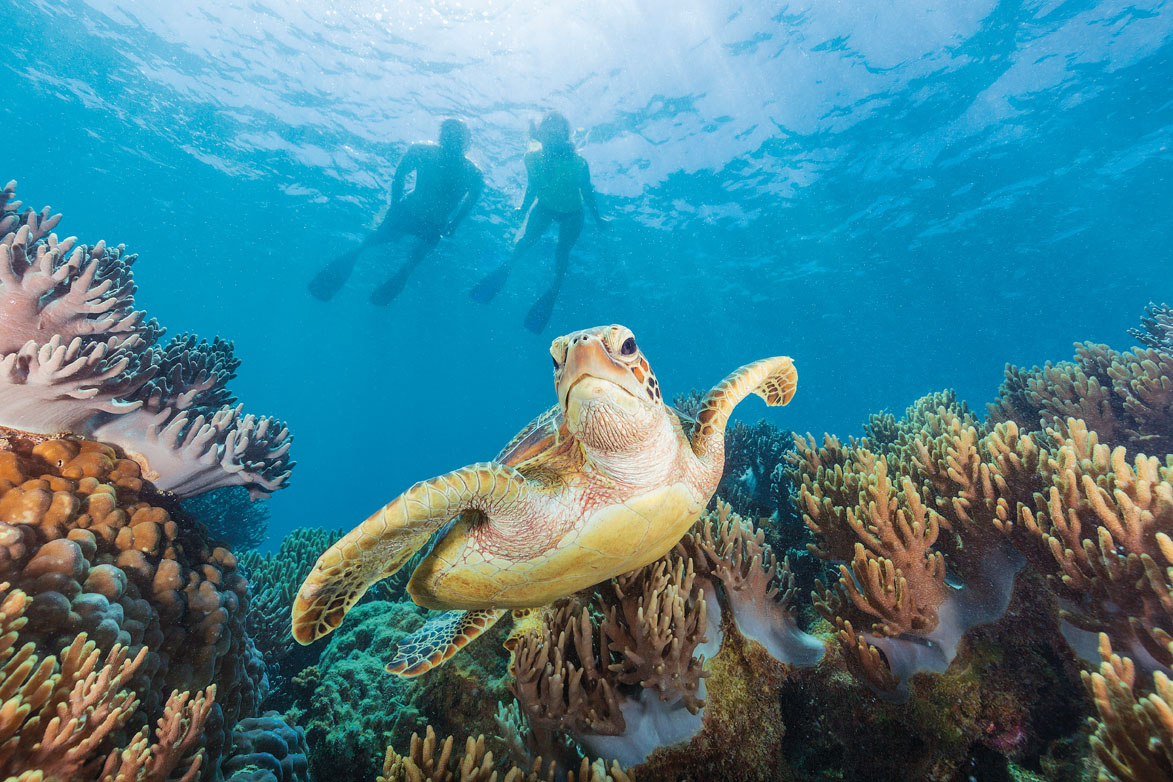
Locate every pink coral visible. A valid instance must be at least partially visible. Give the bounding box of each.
[0,180,292,499]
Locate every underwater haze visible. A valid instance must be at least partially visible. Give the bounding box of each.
[2,0,1170,539]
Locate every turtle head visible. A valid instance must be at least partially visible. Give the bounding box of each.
[551,325,664,452]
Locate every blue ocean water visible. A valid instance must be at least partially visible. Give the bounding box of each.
[1,0,1169,543]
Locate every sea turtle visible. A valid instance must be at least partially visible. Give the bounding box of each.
[291,324,796,676]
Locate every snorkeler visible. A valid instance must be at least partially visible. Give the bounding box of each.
[308,118,484,305]
[470,111,607,333]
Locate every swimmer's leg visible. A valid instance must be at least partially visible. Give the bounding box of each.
[523,210,582,334]
[310,213,402,301]
[471,205,554,304]
[369,233,440,306]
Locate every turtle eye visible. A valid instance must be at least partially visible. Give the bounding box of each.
[620,337,636,356]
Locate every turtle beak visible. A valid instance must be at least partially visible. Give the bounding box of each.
[557,333,642,412]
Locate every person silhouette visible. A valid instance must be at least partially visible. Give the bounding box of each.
[470,112,607,333]
[309,118,484,305]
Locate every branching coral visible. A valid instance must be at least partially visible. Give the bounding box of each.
[1014,419,1173,672]
[0,431,266,777]
[1083,633,1173,782]
[0,581,214,782]
[989,342,1173,459]
[378,725,632,782]
[1129,302,1173,353]
[0,181,293,499]
[792,397,1027,699]
[510,603,627,738]
[681,500,822,667]
[602,554,709,711]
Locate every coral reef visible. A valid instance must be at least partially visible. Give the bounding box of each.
[180,486,272,553]
[378,725,632,782]
[0,430,266,778]
[1083,634,1173,782]
[221,712,310,782]
[988,342,1173,459]
[505,504,821,773]
[0,580,214,782]
[1129,302,1173,353]
[285,596,513,782]
[238,527,345,708]
[0,181,293,499]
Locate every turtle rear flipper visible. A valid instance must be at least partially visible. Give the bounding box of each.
[387,608,507,677]
[690,356,797,460]
[291,462,533,645]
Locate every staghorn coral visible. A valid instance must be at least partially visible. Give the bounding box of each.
[1129,302,1173,353]
[1083,633,1173,782]
[180,486,271,553]
[989,342,1173,459]
[0,180,293,499]
[0,581,215,782]
[0,430,266,778]
[378,725,632,782]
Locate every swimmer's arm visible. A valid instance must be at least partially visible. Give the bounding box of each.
[445,168,485,235]
[580,162,606,226]
[391,145,425,205]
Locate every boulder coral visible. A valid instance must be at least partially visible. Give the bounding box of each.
[0,180,293,499]
[0,428,266,778]
[221,711,310,782]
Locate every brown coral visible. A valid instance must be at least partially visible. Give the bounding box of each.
[509,603,626,737]
[1083,633,1173,782]
[377,725,631,782]
[601,554,708,712]
[0,581,214,782]
[0,430,265,776]
[989,342,1173,459]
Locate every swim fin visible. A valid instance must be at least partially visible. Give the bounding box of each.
[524,287,558,334]
[369,265,412,306]
[470,262,510,304]
[308,253,357,301]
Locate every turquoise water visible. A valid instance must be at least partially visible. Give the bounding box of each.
[2,0,1170,541]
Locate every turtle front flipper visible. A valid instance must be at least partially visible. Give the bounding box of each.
[387,608,507,677]
[291,463,532,645]
[690,357,797,462]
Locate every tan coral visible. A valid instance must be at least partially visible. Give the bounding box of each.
[601,551,708,712]
[0,581,213,782]
[509,603,626,737]
[0,430,263,773]
[1083,633,1173,782]
[377,724,631,782]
